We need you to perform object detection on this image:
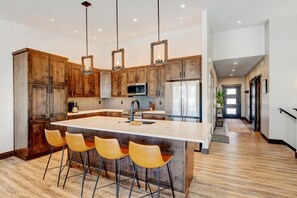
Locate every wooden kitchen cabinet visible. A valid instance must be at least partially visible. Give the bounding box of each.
[166,56,201,81]
[13,48,68,160]
[112,70,128,97]
[93,68,100,97]
[148,65,165,97]
[128,66,148,83]
[68,62,84,97]
[83,72,94,97]
[100,70,111,98]
[142,113,165,120]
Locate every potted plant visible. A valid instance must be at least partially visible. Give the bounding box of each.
[216,88,226,126]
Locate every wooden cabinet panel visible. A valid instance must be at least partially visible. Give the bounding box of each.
[112,71,119,97]
[71,63,84,97]
[119,70,128,97]
[67,63,72,97]
[28,120,49,155]
[138,67,148,83]
[142,114,165,120]
[100,70,111,98]
[183,56,201,80]
[148,67,158,97]
[166,60,183,81]
[28,84,49,120]
[83,73,94,97]
[158,65,165,97]
[128,67,147,83]
[128,68,137,83]
[93,69,100,97]
[105,112,122,117]
[49,85,67,119]
[28,51,49,84]
[50,56,67,85]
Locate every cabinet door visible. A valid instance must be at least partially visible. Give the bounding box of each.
[166,60,183,81]
[120,70,128,97]
[28,84,49,120]
[183,56,201,80]
[93,69,100,97]
[158,65,166,97]
[112,71,119,97]
[148,67,158,97]
[100,70,111,98]
[67,63,72,97]
[28,119,49,155]
[128,68,137,83]
[48,118,67,137]
[72,63,84,97]
[83,74,94,97]
[28,51,49,84]
[137,67,148,83]
[49,85,67,119]
[50,56,67,85]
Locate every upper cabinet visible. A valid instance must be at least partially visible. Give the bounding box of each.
[68,62,84,97]
[112,69,128,97]
[148,65,165,98]
[128,66,148,83]
[100,70,111,98]
[166,56,201,81]
[93,69,100,97]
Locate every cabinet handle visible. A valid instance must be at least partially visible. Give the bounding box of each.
[50,76,53,84]
[51,86,53,93]
[184,72,186,78]
[156,90,158,96]
[158,90,160,96]
[46,86,49,93]
[179,72,182,78]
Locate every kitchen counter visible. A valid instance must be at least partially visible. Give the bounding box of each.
[51,116,211,196]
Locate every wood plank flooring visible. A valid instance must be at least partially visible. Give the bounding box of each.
[1,131,297,197]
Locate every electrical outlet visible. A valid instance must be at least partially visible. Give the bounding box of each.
[98,100,101,104]
[159,101,162,105]
[121,101,123,104]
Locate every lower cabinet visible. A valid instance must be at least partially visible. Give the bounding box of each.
[142,114,165,120]
[67,111,122,120]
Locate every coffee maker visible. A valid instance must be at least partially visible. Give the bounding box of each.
[68,101,79,113]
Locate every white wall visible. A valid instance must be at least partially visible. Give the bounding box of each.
[102,25,202,68]
[268,14,297,148]
[213,26,265,60]
[202,11,218,127]
[0,19,104,153]
[218,76,246,117]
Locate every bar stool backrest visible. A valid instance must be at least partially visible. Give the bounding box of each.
[129,141,166,169]
[94,136,123,160]
[45,129,65,147]
[65,132,89,152]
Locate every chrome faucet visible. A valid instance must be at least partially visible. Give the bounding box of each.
[130,99,140,121]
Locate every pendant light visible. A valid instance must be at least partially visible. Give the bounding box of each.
[112,0,125,70]
[81,1,94,75]
[151,0,168,66]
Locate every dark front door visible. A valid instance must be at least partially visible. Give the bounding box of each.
[250,76,261,131]
[223,85,241,118]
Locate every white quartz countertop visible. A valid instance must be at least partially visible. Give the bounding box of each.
[67,109,125,116]
[142,110,165,114]
[52,116,211,143]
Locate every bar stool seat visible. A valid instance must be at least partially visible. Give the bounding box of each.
[92,136,137,198]
[129,141,175,198]
[43,129,68,187]
[63,132,96,197]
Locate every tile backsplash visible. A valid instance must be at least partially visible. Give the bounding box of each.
[68,96,165,111]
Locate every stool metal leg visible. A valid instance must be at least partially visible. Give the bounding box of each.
[157,167,160,198]
[145,168,148,191]
[87,150,92,174]
[81,152,88,197]
[103,159,109,179]
[57,146,65,187]
[115,159,120,198]
[132,162,140,189]
[129,164,137,198]
[79,152,85,170]
[92,158,104,198]
[43,147,53,180]
[167,163,175,197]
[63,151,75,189]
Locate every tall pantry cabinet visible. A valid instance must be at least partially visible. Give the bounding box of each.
[13,48,68,160]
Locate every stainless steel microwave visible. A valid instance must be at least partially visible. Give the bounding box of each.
[127,83,147,96]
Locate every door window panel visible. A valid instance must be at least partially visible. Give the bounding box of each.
[226,108,236,115]
[227,88,236,95]
[227,98,236,105]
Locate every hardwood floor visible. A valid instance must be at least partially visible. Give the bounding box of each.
[1,131,297,197]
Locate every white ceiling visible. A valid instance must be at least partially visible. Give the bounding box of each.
[1,0,297,45]
[214,55,264,77]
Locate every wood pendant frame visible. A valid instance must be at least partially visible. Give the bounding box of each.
[112,48,125,70]
[81,55,94,75]
[151,39,168,66]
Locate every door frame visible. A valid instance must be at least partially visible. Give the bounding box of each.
[249,75,261,131]
[222,84,241,118]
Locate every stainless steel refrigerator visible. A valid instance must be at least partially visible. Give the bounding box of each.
[165,80,201,122]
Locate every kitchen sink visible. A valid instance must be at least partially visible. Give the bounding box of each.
[120,121,156,125]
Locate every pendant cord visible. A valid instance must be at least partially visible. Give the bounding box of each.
[116,0,119,50]
[86,6,89,56]
[157,0,160,42]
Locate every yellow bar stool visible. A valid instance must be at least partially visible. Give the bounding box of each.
[92,136,140,198]
[63,132,95,197]
[43,129,68,187]
[128,141,175,198]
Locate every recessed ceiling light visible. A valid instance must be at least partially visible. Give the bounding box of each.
[179,16,183,20]
[98,29,102,32]
[232,69,235,72]
[50,19,55,22]
[132,33,135,36]
[181,4,186,8]
[74,30,78,33]
[237,21,242,24]
[234,62,238,65]
[133,18,138,22]
[230,74,234,76]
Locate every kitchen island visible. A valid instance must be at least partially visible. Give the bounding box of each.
[52,116,212,197]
